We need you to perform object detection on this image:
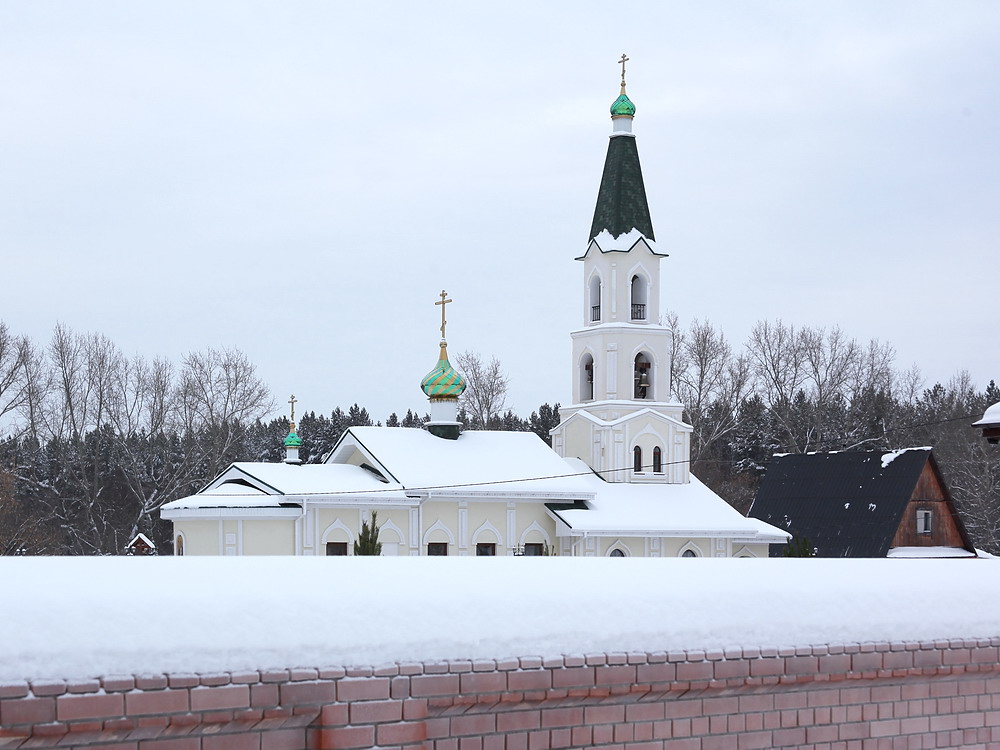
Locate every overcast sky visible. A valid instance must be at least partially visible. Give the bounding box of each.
[2,1,997,423]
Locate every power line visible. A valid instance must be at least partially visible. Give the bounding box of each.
[279,409,986,498]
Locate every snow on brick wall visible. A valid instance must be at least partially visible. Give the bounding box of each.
[1,642,999,749]
[2,557,1000,683]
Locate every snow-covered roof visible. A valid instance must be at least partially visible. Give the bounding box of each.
[2,556,999,683]
[339,427,593,498]
[217,461,400,495]
[127,533,155,548]
[549,459,789,541]
[161,461,408,511]
[973,402,1000,427]
[887,546,977,559]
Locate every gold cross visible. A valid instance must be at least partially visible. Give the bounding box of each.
[434,290,452,339]
[619,53,629,86]
[288,394,297,423]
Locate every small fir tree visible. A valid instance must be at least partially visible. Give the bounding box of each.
[782,535,814,557]
[354,511,382,556]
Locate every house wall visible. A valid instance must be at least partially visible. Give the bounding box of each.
[4,639,999,749]
[173,521,221,556]
[242,521,296,556]
[891,461,968,550]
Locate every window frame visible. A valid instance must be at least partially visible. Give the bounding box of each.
[916,509,933,535]
[427,542,449,556]
[476,542,497,556]
[326,541,349,556]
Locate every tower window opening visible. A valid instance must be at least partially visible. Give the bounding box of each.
[589,275,602,322]
[581,354,595,401]
[653,446,663,473]
[633,445,643,473]
[630,275,647,320]
[634,353,652,400]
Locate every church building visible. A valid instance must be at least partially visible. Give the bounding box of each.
[161,61,789,558]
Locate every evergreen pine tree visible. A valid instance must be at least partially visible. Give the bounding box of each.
[354,511,382,556]
[782,535,814,557]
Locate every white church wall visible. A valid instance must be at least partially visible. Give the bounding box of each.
[241,520,295,555]
[174,521,221,556]
[422,501,459,554]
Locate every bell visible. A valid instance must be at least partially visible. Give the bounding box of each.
[638,371,650,388]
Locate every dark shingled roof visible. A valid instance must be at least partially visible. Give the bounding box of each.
[589,135,655,242]
[748,449,932,558]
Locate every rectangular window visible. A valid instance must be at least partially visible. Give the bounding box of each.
[427,542,448,556]
[523,543,544,556]
[476,543,496,556]
[326,542,348,556]
[916,510,933,535]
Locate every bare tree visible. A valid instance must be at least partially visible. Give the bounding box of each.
[674,319,751,460]
[456,351,509,429]
[0,323,32,435]
[180,348,273,476]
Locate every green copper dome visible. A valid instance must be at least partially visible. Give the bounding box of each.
[611,92,635,117]
[421,343,466,399]
[284,429,302,448]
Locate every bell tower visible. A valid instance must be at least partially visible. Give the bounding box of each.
[551,57,692,484]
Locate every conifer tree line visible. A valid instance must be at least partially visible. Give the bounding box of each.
[0,319,996,554]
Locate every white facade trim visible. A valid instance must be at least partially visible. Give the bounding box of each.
[421,519,455,546]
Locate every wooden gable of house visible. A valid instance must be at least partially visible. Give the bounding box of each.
[889,454,974,552]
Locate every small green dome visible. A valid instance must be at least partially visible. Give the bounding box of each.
[421,344,466,399]
[284,430,302,448]
[611,93,635,117]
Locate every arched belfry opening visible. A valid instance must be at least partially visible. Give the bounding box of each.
[580,354,595,401]
[630,274,647,320]
[589,275,602,322]
[634,353,652,400]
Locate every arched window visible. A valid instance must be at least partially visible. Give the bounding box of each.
[589,275,602,322]
[634,353,652,400]
[580,354,594,401]
[610,549,625,558]
[653,446,663,473]
[630,275,647,320]
[633,445,643,473]
[175,535,184,556]
[682,550,697,558]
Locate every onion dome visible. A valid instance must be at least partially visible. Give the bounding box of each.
[284,424,302,448]
[420,342,466,399]
[611,90,636,117]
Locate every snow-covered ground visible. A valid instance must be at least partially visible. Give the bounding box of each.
[2,556,998,683]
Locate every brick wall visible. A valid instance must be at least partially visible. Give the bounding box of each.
[2,639,1000,749]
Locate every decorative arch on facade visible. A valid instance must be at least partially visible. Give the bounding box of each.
[678,541,703,558]
[174,533,185,557]
[588,273,602,322]
[421,519,455,546]
[579,351,595,401]
[321,518,355,546]
[518,520,552,547]
[378,518,405,545]
[734,545,757,558]
[607,539,632,557]
[629,267,650,321]
[633,351,653,400]
[471,520,502,546]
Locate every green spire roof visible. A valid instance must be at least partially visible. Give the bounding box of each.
[421,343,466,399]
[611,92,635,117]
[589,134,655,242]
